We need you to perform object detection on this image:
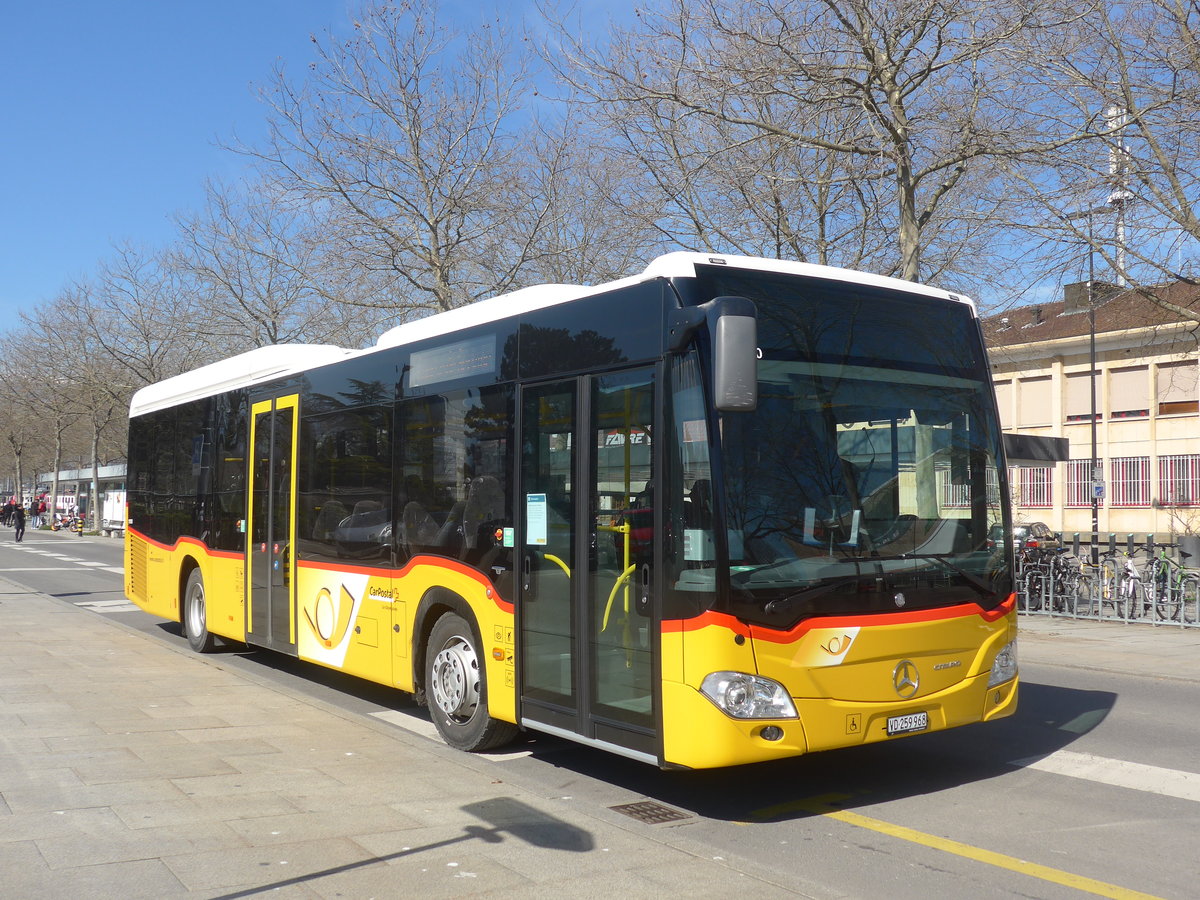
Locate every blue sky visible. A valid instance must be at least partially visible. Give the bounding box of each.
[1,1,343,318]
[0,0,612,323]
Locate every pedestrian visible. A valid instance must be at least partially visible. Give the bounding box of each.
[13,502,25,542]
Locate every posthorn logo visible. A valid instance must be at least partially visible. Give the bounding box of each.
[893,659,920,699]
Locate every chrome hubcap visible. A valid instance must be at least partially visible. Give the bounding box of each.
[188,583,204,634]
[431,636,480,722]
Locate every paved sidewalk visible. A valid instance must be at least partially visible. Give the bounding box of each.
[0,579,797,899]
[4,572,1197,900]
[1017,613,1200,682]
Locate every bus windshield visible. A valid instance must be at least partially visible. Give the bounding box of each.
[690,267,1009,623]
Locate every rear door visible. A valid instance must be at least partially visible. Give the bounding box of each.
[246,394,299,653]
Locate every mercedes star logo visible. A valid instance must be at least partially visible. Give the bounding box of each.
[893,659,920,699]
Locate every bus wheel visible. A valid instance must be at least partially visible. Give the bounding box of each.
[425,611,517,752]
[183,569,216,653]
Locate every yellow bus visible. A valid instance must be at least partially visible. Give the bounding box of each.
[124,253,1017,769]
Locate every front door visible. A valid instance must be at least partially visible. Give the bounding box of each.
[518,368,658,759]
[247,394,299,653]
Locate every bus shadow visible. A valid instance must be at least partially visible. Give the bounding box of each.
[150,621,1112,824]
[523,680,1116,824]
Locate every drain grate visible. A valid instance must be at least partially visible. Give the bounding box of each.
[609,800,692,824]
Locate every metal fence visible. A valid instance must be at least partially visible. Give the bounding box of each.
[1016,552,1200,627]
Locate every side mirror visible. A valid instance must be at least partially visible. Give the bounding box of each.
[667,295,759,412]
[710,296,758,412]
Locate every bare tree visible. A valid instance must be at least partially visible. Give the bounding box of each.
[1011,0,1200,324]
[0,323,80,517]
[80,245,214,388]
[22,294,129,528]
[176,178,389,350]
[542,0,1094,290]
[245,0,575,313]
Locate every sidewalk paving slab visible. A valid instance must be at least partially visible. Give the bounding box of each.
[1017,612,1200,682]
[0,579,808,899]
[6,561,1198,898]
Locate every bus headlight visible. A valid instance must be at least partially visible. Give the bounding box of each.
[987,639,1018,688]
[700,671,797,719]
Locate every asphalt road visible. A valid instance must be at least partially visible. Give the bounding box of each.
[2,527,1194,899]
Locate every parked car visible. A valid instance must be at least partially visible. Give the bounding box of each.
[987,521,1061,552]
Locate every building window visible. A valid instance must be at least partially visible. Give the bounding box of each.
[1017,467,1053,508]
[1159,454,1200,507]
[993,380,1013,429]
[1110,456,1150,507]
[1065,371,1102,422]
[1018,376,1052,426]
[1157,361,1199,415]
[1109,366,1149,419]
[1065,459,1096,508]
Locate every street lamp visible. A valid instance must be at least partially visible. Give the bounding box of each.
[1068,206,1109,564]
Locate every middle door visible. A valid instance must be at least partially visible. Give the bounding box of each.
[518,368,657,752]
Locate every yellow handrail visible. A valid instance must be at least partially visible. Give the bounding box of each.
[602,564,637,631]
[543,552,571,579]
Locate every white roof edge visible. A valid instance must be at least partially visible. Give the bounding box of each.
[132,254,976,418]
[129,344,355,417]
[373,253,974,353]
[642,251,975,311]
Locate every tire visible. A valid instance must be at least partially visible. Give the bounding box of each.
[1182,577,1200,624]
[183,568,216,653]
[425,611,517,752]
[1076,577,1096,616]
[1154,578,1181,622]
[1121,579,1143,620]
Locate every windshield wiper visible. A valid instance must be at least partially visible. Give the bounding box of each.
[825,553,997,597]
[895,552,996,597]
[762,575,863,614]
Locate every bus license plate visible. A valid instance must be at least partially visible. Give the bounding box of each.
[886,711,928,736]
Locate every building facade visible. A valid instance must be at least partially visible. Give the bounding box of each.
[985,281,1200,542]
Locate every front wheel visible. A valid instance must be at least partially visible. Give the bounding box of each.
[183,568,216,653]
[425,611,517,752]
[1121,579,1143,620]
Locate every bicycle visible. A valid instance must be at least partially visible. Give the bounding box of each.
[1115,550,1147,620]
[1143,545,1198,623]
[1020,548,1079,613]
[1076,551,1110,618]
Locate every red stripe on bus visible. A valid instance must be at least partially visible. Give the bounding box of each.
[126,528,242,560]
[127,529,512,613]
[297,555,514,613]
[663,595,1015,643]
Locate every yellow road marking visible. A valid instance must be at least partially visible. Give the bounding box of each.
[747,795,1164,900]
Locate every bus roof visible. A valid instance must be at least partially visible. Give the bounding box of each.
[129,253,973,417]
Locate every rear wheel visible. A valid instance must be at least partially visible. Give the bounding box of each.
[1182,577,1200,624]
[1154,575,1181,622]
[425,611,518,752]
[183,568,216,653]
[1075,575,1096,616]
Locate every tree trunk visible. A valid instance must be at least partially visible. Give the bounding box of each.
[51,426,62,526]
[90,425,101,533]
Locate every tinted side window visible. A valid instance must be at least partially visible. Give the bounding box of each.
[127,412,157,536]
[128,399,211,544]
[396,385,514,579]
[298,405,393,566]
[518,283,663,379]
[211,392,247,552]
